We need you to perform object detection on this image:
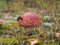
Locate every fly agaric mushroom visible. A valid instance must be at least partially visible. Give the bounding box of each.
[17,12,40,34]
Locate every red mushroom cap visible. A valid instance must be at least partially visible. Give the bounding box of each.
[17,12,40,27]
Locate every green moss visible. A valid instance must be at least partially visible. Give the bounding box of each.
[2,22,19,30]
[43,42,58,45]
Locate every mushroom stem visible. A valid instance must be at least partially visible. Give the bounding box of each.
[23,27,33,35]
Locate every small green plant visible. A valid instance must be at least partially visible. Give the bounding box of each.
[0,37,19,45]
